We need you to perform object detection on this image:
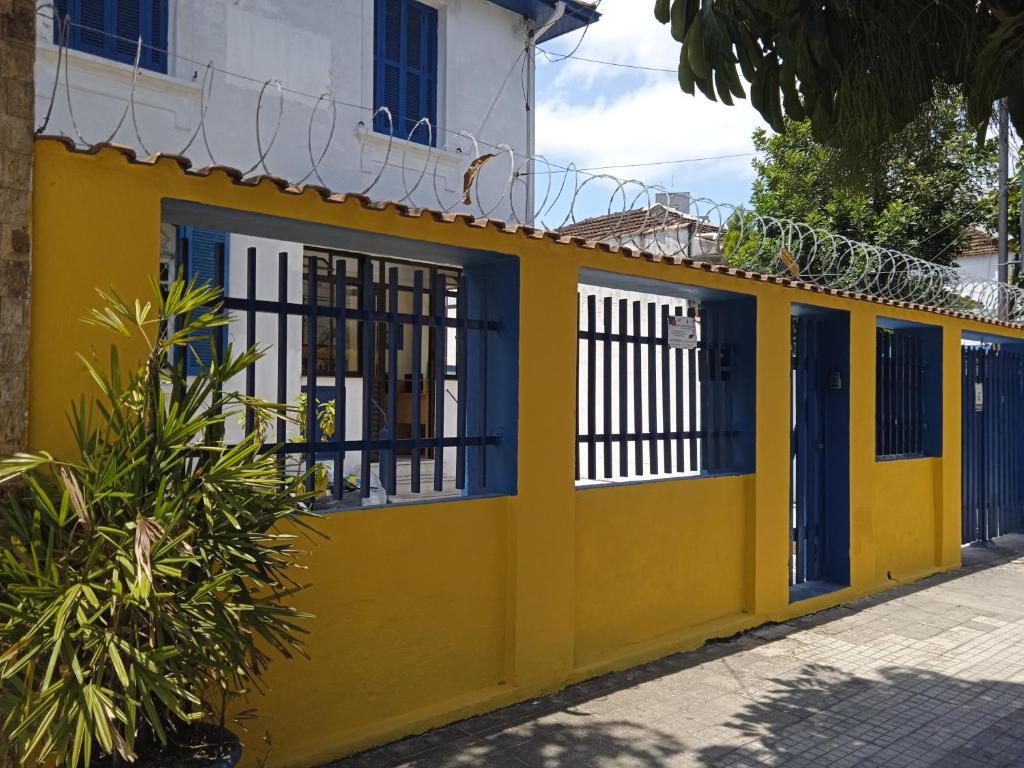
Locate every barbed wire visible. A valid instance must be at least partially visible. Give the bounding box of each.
[33,4,1024,323]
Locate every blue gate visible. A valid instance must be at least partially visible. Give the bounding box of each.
[961,344,1024,543]
[791,308,850,598]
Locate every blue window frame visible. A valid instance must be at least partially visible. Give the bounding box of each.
[53,0,168,74]
[179,226,229,375]
[373,0,438,146]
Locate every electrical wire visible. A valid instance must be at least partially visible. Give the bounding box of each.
[537,47,676,73]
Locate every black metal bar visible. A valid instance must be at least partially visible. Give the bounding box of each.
[333,257,347,500]
[212,242,226,408]
[455,275,469,490]
[172,232,188,374]
[432,270,446,492]
[576,428,723,442]
[305,254,319,492]
[265,434,500,454]
[410,270,424,494]
[687,304,698,472]
[875,329,883,456]
[359,259,374,498]
[277,252,288,449]
[794,317,806,583]
[575,293,581,482]
[218,295,497,331]
[478,287,489,489]
[647,302,658,475]
[244,247,256,436]
[587,294,597,480]
[674,306,685,473]
[661,304,672,473]
[618,298,629,478]
[603,296,613,479]
[633,301,643,474]
[385,268,400,496]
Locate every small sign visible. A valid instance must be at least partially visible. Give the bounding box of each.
[667,316,698,349]
[829,371,843,390]
[975,382,984,412]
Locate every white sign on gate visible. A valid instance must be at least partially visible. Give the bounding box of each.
[975,382,984,412]
[667,315,698,349]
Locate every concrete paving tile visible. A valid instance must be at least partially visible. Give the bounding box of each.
[329,537,1024,768]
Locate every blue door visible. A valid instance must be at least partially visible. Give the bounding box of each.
[791,308,850,599]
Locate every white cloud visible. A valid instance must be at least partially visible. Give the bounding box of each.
[540,0,681,90]
[534,0,766,205]
[536,78,761,175]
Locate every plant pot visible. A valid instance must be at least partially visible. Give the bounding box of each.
[82,725,242,768]
[164,724,242,768]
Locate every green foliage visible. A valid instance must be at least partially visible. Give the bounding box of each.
[747,95,998,265]
[0,279,320,767]
[655,0,1024,149]
[981,151,1023,257]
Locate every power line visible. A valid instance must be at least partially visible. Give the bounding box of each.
[537,47,676,73]
[579,152,756,171]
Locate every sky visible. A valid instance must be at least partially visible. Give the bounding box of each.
[532,0,767,225]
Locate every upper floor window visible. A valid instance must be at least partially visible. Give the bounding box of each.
[373,0,438,146]
[54,0,168,74]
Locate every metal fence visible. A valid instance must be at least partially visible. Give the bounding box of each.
[876,329,926,459]
[574,286,743,484]
[962,344,1024,542]
[173,232,504,506]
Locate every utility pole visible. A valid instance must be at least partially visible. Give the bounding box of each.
[998,98,1009,318]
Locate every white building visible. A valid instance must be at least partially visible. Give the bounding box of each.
[36,0,599,502]
[956,228,1000,283]
[559,192,723,262]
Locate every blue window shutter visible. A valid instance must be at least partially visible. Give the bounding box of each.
[373,0,437,146]
[54,0,168,74]
[114,0,140,62]
[54,0,108,57]
[146,0,168,72]
[182,226,229,375]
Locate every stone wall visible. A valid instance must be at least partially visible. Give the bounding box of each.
[0,0,32,457]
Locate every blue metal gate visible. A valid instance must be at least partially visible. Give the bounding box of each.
[961,344,1024,543]
[792,316,826,585]
[791,309,850,596]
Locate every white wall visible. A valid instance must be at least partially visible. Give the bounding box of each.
[35,0,529,221]
[958,252,999,283]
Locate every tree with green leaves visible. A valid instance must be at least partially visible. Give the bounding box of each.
[982,152,1023,259]
[746,93,998,265]
[654,0,1024,150]
[0,279,320,767]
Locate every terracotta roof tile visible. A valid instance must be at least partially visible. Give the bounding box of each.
[37,136,1024,330]
[557,204,720,241]
[957,228,999,259]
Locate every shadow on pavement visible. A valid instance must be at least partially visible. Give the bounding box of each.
[327,535,1024,768]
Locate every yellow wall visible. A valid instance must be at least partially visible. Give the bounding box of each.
[29,139,1024,767]
[575,475,752,674]
[872,459,939,583]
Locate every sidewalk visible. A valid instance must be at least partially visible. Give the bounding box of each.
[329,535,1024,768]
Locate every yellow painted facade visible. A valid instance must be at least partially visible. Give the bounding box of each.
[27,139,1024,768]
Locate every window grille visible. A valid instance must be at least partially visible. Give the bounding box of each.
[173,236,516,507]
[875,324,942,459]
[575,283,754,484]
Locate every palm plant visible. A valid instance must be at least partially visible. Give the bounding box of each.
[0,278,319,767]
